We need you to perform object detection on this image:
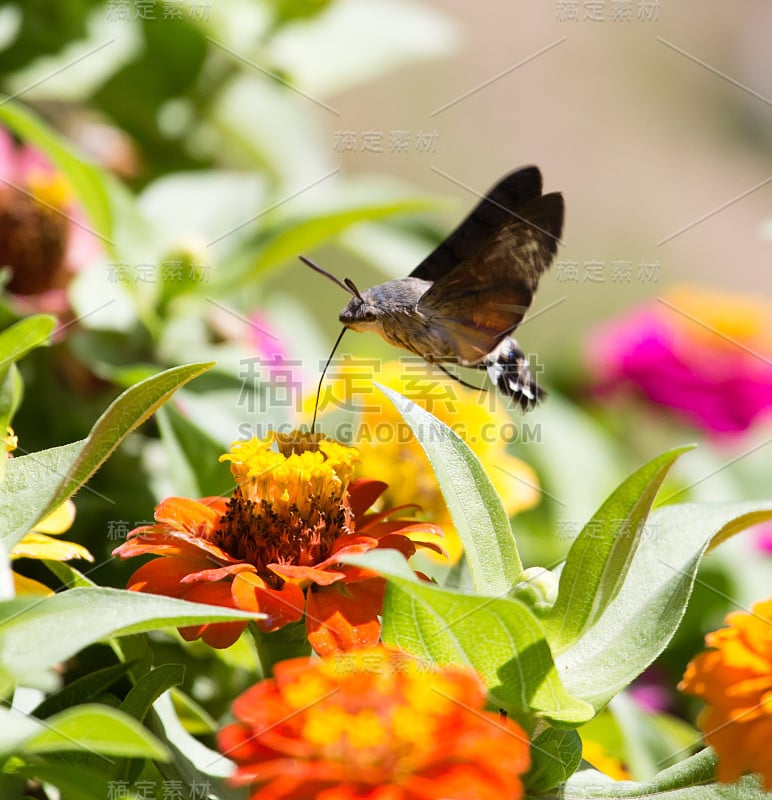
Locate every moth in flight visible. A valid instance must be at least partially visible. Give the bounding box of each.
[301,166,563,418]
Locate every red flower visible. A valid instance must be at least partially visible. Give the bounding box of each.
[218,646,531,800]
[113,433,443,654]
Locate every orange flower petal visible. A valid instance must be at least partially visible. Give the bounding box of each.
[680,597,772,790]
[153,496,225,529]
[374,533,417,559]
[357,504,423,532]
[348,479,388,519]
[178,580,247,649]
[269,563,346,586]
[218,645,530,799]
[231,572,305,632]
[305,578,385,656]
[126,557,207,596]
[180,564,256,583]
[324,537,380,565]
[113,530,237,564]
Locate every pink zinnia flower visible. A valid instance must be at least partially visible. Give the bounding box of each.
[0,128,100,314]
[588,287,772,435]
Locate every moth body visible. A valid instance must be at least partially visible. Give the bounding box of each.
[307,166,564,410]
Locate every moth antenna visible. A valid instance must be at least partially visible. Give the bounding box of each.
[343,277,365,302]
[312,326,347,434]
[299,255,354,296]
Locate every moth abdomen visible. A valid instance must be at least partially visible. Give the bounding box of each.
[481,337,545,411]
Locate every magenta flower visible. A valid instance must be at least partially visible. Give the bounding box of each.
[753,522,772,554]
[588,288,772,435]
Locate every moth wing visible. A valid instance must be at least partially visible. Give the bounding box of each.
[416,192,564,363]
[410,166,544,282]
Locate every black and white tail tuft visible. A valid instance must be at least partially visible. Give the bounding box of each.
[481,337,545,411]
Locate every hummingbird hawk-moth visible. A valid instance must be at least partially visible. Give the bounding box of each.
[301,166,564,419]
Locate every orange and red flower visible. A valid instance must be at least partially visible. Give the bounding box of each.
[112,432,443,655]
[678,598,772,790]
[218,646,531,800]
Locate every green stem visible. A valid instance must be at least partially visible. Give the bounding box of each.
[248,620,312,677]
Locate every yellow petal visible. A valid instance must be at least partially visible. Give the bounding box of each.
[33,500,76,535]
[12,531,94,562]
[581,738,630,780]
[13,572,54,596]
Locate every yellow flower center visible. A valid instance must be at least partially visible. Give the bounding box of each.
[0,174,71,295]
[213,432,360,584]
[26,169,73,211]
[284,649,470,775]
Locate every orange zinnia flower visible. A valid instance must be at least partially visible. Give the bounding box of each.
[218,646,531,800]
[678,598,772,790]
[112,432,442,655]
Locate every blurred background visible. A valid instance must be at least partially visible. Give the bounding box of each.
[1,0,771,772]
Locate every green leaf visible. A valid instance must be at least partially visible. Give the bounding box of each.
[157,405,233,497]
[33,662,132,720]
[0,102,115,253]
[561,749,769,799]
[8,761,119,800]
[544,447,693,650]
[365,550,593,725]
[608,693,697,780]
[378,383,522,595]
[0,587,260,680]
[169,687,217,736]
[120,664,186,724]
[42,559,96,589]
[0,704,168,760]
[149,692,240,796]
[0,316,56,480]
[0,362,214,550]
[555,502,772,711]
[0,364,22,481]
[0,316,57,371]
[246,196,442,277]
[525,727,582,793]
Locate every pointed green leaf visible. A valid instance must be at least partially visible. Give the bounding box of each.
[120,664,186,723]
[157,405,233,498]
[0,362,214,549]
[525,727,582,793]
[0,704,168,759]
[9,761,118,800]
[33,662,132,719]
[545,447,693,650]
[555,502,772,711]
[362,550,593,725]
[150,692,239,793]
[0,316,57,479]
[224,195,442,286]
[0,587,261,679]
[0,364,22,482]
[562,749,769,799]
[0,316,56,370]
[608,693,696,780]
[378,384,522,595]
